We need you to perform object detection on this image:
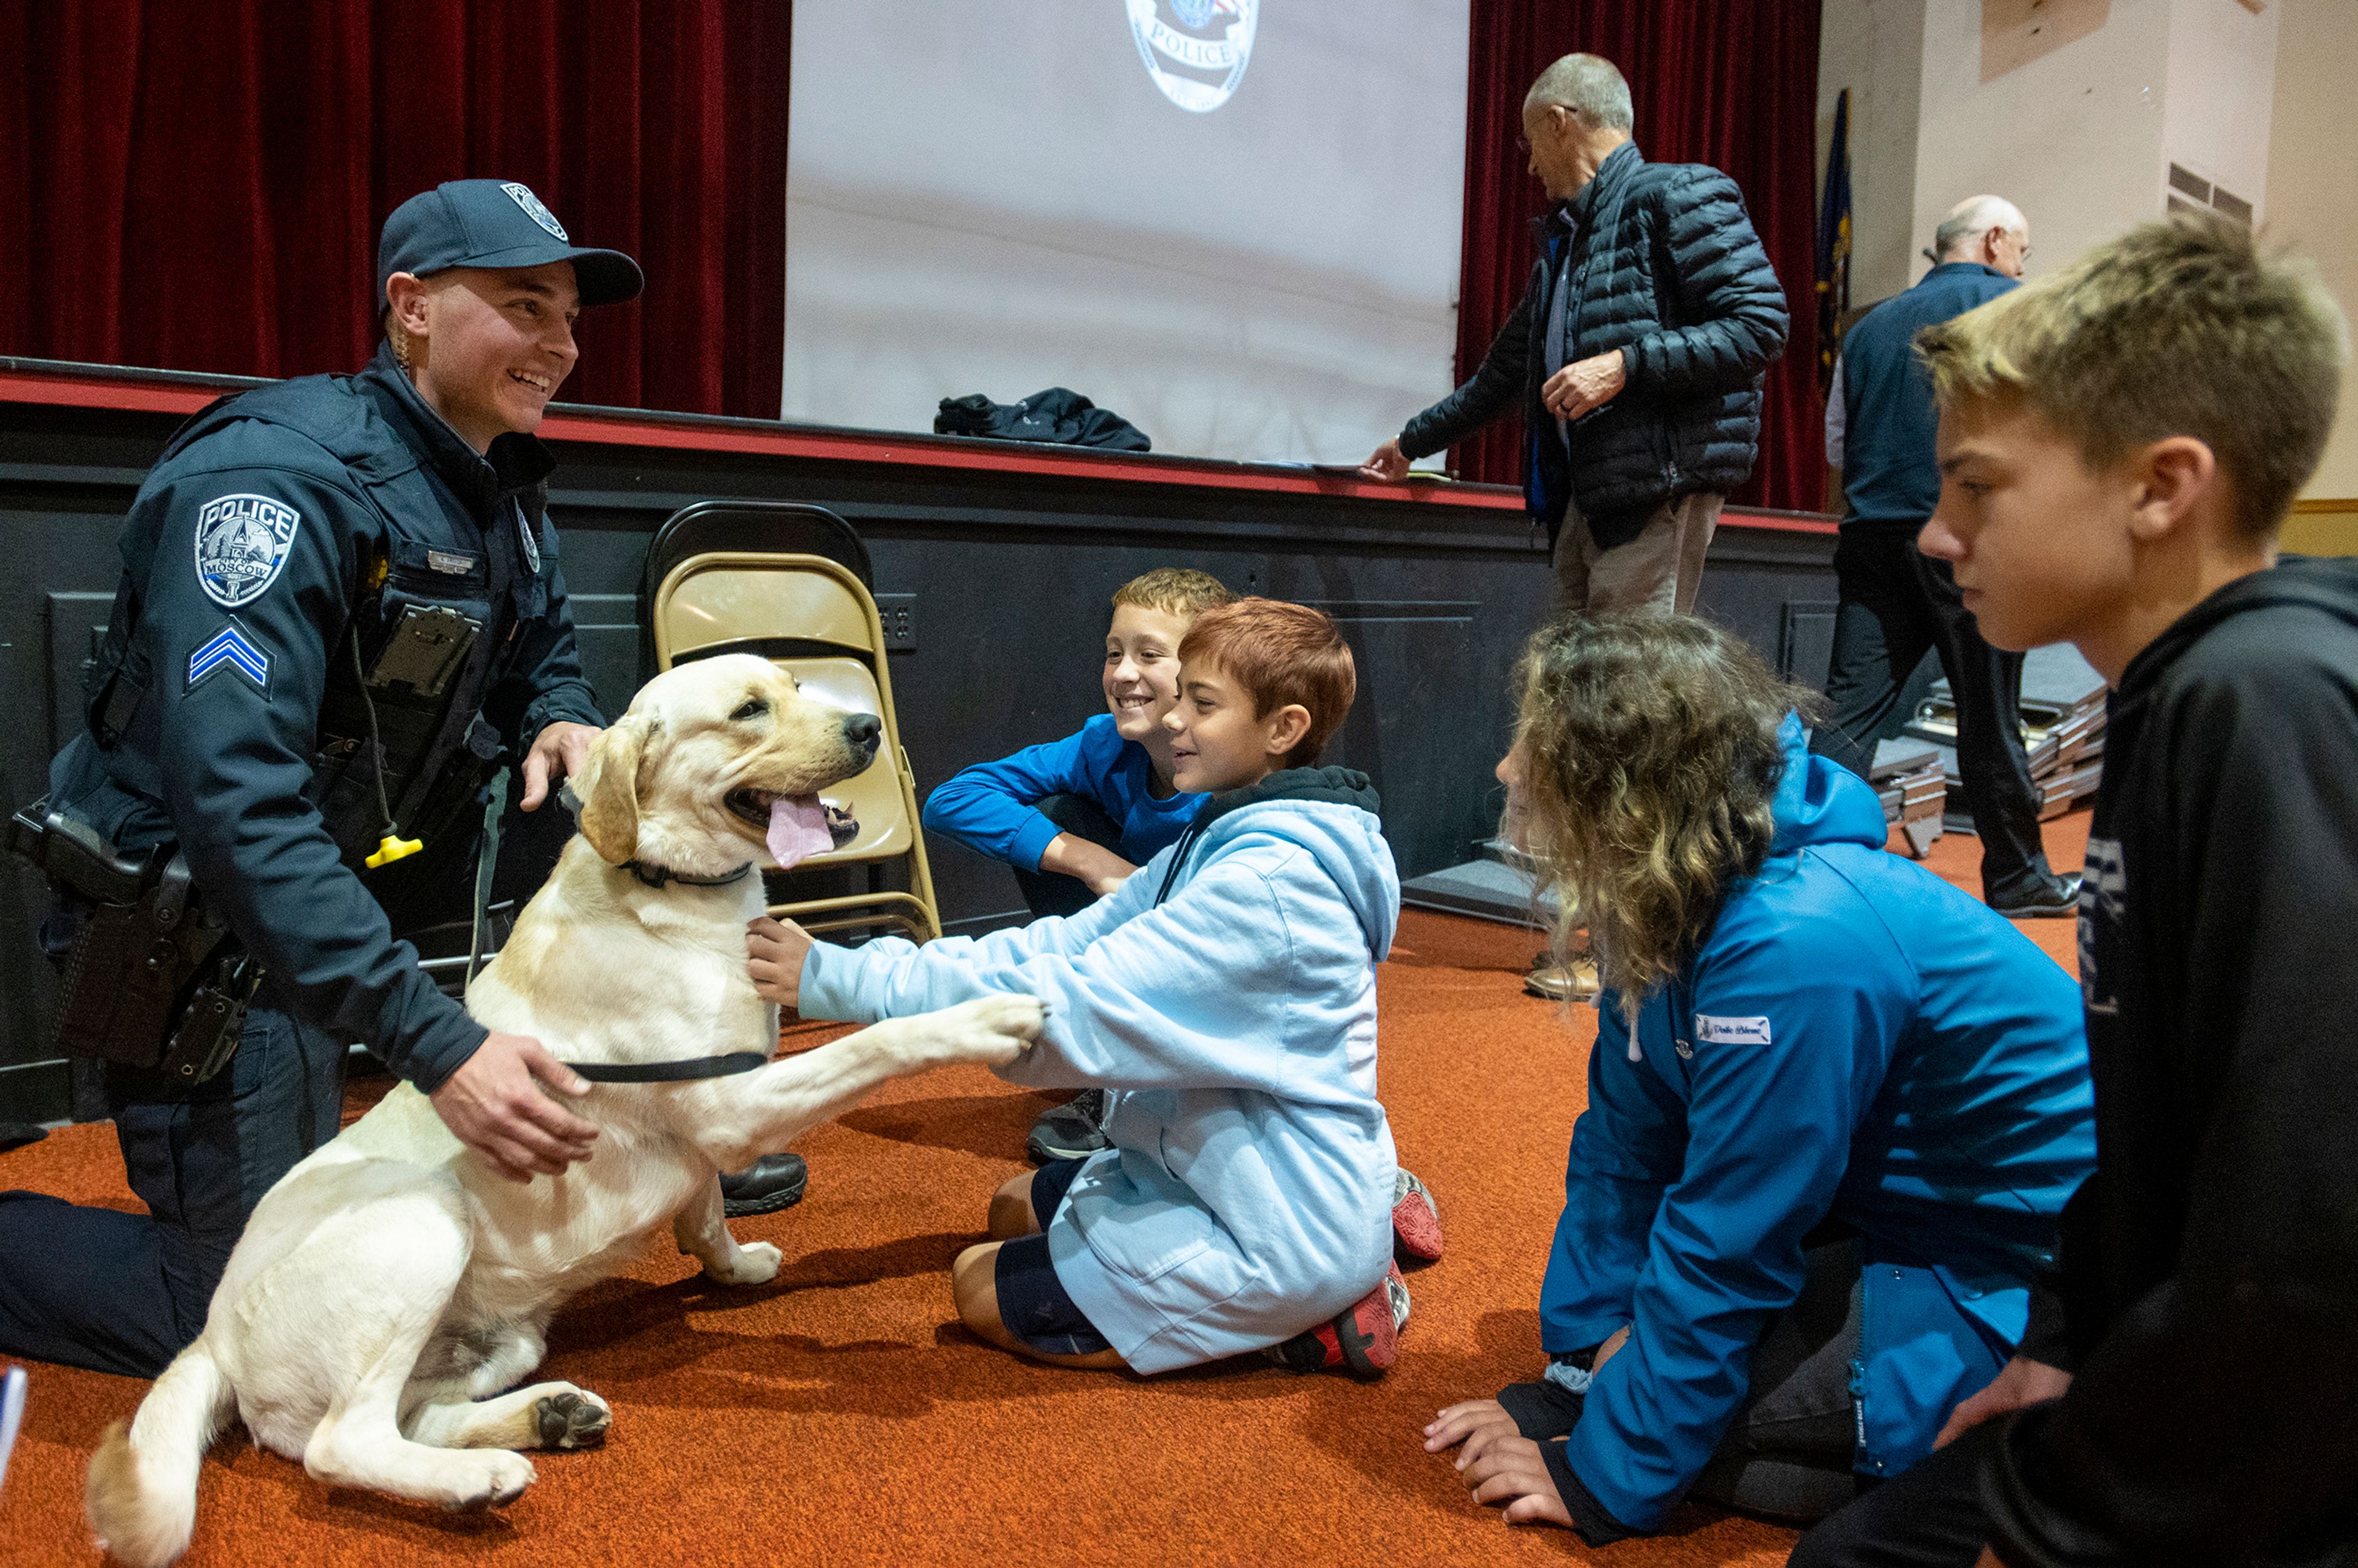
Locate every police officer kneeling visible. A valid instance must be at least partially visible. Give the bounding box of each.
[0,181,802,1378]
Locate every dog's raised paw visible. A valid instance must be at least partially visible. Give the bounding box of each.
[948,994,1048,1062]
[534,1389,612,1451]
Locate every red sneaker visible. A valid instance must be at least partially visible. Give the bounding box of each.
[1391,1168,1444,1263]
[1267,1262,1410,1380]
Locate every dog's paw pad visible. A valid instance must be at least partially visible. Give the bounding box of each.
[534,1391,611,1450]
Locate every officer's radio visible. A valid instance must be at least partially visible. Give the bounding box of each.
[7,799,257,1084]
[319,605,485,869]
[367,604,476,699]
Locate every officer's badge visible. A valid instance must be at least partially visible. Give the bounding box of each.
[1127,0,1257,114]
[518,514,542,573]
[193,494,301,610]
[187,623,270,693]
[502,183,569,241]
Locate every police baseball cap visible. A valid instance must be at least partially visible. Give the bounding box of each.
[376,180,644,309]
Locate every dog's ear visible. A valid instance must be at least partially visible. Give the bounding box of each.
[576,714,655,865]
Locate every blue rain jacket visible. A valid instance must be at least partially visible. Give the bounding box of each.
[1546,718,2094,1530]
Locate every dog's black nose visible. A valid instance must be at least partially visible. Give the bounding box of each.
[843,713,882,748]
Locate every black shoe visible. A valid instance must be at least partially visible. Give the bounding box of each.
[1027,1089,1111,1165]
[1989,872,2082,920]
[0,1122,47,1154]
[720,1152,809,1217]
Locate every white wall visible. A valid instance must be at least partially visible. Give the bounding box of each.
[780,1,1470,464]
[1817,0,1927,310]
[2163,0,2279,214]
[2263,0,2358,503]
[1819,0,2281,295]
[1911,0,2172,286]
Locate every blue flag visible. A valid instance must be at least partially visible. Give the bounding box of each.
[1816,88,1853,392]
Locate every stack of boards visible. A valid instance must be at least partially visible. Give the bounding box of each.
[1905,643,2109,831]
[1401,643,2110,924]
[1397,837,1557,929]
[1870,736,1951,858]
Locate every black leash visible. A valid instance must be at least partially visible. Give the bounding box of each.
[563,856,764,1079]
[625,859,755,889]
[465,791,764,1083]
[562,1051,772,1084]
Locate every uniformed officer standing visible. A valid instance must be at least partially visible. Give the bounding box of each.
[0,181,792,1378]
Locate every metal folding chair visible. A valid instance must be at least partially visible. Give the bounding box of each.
[644,506,939,943]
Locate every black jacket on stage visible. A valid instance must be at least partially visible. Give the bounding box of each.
[45,345,607,1093]
[1397,142,1788,548]
[1986,557,2358,1567]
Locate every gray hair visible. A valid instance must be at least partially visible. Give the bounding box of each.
[1934,195,2027,261]
[1525,53,1633,133]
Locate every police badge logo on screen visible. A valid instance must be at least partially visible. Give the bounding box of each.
[1127,0,1258,114]
[194,494,302,610]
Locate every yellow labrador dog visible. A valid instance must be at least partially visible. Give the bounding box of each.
[88,653,1041,1566]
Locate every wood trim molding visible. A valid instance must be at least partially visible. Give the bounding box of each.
[0,359,1520,510]
[2284,497,2358,556]
[0,355,1840,535]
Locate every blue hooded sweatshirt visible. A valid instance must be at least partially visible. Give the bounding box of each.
[800,767,1401,1374]
[1543,718,2094,1533]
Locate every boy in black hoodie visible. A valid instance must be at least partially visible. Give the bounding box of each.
[1789,220,2357,1567]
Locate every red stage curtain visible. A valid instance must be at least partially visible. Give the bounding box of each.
[1452,0,1823,511]
[0,1,791,419]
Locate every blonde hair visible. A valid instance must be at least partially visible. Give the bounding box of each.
[1919,215,2347,540]
[1111,567,1232,620]
[1511,613,1813,1018]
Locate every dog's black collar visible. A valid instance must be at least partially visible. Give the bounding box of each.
[561,1051,771,1084]
[623,858,756,889]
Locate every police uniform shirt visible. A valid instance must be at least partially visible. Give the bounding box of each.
[49,343,607,1092]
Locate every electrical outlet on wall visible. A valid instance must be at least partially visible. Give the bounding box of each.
[875,593,917,651]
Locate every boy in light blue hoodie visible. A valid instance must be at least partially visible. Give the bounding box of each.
[747,599,1412,1376]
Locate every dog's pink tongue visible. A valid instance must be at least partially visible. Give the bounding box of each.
[767,796,834,869]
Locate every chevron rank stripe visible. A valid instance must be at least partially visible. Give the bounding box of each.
[188,624,270,691]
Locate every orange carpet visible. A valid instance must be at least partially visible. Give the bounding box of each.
[0,813,2087,1568]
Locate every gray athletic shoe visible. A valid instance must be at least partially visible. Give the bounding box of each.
[1027,1088,1112,1164]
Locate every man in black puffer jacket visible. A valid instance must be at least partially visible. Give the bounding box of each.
[1366,53,1788,618]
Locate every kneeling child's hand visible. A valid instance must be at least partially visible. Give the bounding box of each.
[1458,1433,1575,1527]
[746,915,814,1009]
[1424,1398,1521,1455]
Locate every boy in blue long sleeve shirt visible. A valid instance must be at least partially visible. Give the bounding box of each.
[750,600,1414,1376]
[921,567,1231,914]
[920,567,1228,1163]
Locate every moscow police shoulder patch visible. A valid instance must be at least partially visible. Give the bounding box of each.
[193,494,302,610]
[502,182,569,241]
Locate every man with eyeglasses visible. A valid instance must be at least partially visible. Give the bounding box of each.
[1363,52,1786,626]
[1361,50,1787,1004]
[1810,195,2080,920]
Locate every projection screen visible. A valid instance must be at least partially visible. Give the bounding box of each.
[782,1,1473,465]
